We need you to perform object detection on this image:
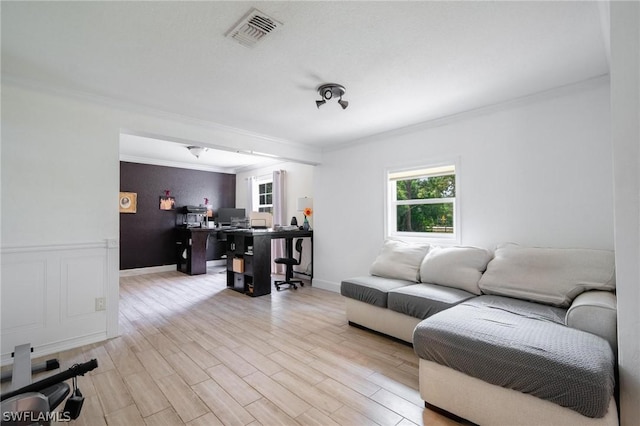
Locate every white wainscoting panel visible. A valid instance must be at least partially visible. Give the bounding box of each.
[1,241,116,364]
[61,254,106,320]
[1,259,47,331]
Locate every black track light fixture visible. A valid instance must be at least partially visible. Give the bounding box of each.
[316,84,348,109]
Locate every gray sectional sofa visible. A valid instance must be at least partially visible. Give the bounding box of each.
[341,240,618,426]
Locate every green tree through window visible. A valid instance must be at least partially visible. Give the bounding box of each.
[388,165,456,236]
[397,175,455,233]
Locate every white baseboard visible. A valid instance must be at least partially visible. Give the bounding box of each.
[120,260,226,277]
[312,279,340,293]
[119,264,176,277]
[2,331,107,366]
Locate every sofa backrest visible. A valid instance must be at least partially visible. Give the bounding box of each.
[369,239,430,282]
[478,243,616,308]
[419,245,493,295]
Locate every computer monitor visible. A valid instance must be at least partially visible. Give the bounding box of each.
[216,208,246,226]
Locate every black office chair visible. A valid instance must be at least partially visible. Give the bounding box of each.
[274,239,304,291]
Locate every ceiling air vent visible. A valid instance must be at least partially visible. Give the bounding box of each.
[226,8,282,48]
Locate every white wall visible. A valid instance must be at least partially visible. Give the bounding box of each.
[2,86,120,246]
[611,2,640,424]
[0,83,320,360]
[1,85,121,360]
[236,162,315,226]
[313,77,613,292]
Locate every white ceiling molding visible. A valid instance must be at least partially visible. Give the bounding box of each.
[323,74,611,153]
[119,154,237,174]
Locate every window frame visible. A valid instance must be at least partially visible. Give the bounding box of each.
[254,177,273,214]
[384,159,460,243]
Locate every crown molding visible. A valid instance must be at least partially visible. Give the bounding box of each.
[233,158,289,174]
[322,74,611,153]
[119,155,237,174]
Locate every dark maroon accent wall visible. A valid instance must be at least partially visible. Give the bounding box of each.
[120,162,236,270]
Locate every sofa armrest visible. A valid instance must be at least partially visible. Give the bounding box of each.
[566,291,617,352]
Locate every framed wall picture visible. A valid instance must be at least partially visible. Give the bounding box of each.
[159,196,175,210]
[119,192,137,213]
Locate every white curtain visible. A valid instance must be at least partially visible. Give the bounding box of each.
[246,176,256,213]
[271,170,286,274]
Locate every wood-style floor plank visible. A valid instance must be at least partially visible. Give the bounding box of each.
[143,407,183,426]
[185,412,225,426]
[37,269,458,425]
[91,369,135,414]
[316,377,403,426]
[164,351,210,386]
[155,374,209,423]
[123,371,172,417]
[243,370,311,418]
[271,369,343,415]
[135,349,176,380]
[244,398,300,426]
[191,379,255,426]
[295,407,342,426]
[205,364,262,407]
[103,404,146,426]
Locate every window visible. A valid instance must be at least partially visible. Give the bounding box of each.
[257,181,273,213]
[387,163,457,239]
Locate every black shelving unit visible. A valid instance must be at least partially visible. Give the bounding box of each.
[223,229,313,297]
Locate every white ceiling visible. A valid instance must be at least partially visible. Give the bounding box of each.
[2,1,609,168]
[119,133,280,173]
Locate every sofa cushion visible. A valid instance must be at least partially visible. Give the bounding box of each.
[340,276,413,308]
[419,245,492,294]
[413,295,614,418]
[388,283,475,320]
[369,239,430,283]
[478,243,616,307]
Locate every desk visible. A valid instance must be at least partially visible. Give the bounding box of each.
[223,229,313,297]
[175,228,213,275]
[176,227,229,275]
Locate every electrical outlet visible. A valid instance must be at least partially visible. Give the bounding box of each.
[95,297,106,311]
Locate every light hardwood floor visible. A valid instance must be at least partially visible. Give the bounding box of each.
[6,269,459,425]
